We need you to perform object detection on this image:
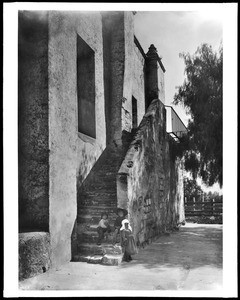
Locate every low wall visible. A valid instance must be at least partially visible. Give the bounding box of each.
[19,232,51,281]
[118,99,185,246]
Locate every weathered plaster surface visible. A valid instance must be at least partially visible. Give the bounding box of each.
[19,232,51,281]
[121,12,134,133]
[132,42,146,125]
[102,12,125,145]
[121,13,146,133]
[158,66,165,103]
[18,11,49,232]
[48,11,105,267]
[118,99,185,246]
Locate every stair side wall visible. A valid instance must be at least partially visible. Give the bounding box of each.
[118,99,185,246]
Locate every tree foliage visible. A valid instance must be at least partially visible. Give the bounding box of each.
[184,177,203,201]
[174,43,223,187]
[184,177,223,202]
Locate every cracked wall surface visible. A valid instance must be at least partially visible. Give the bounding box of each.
[118,99,185,246]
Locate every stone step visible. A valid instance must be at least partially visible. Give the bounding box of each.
[78,192,117,202]
[87,177,116,185]
[78,209,117,216]
[79,191,117,199]
[96,165,117,170]
[79,199,117,205]
[77,222,116,233]
[78,212,116,218]
[77,242,122,255]
[85,184,117,191]
[77,215,117,225]
[95,170,117,175]
[79,190,117,197]
[101,254,123,266]
[77,218,116,228]
[92,169,118,175]
[72,254,103,264]
[79,199,117,207]
[79,224,100,232]
[95,167,119,173]
[87,178,117,184]
[78,205,117,214]
[78,231,114,243]
[99,154,122,161]
[79,192,117,200]
[72,254,122,266]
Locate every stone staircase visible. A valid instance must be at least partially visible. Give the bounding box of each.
[72,140,132,265]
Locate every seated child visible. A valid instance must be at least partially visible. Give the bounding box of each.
[96,212,111,245]
[113,208,127,245]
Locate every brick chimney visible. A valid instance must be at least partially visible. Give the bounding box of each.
[145,44,166,109]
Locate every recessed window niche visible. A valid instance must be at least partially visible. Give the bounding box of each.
[77,35,96,138]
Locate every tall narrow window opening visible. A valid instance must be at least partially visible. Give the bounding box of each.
[77,35,96,138]
[132,96,138,129]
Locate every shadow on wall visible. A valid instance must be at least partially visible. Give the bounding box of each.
[71,146,110,258]
[71,143,128,258]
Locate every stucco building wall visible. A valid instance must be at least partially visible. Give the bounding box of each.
[132,40,146,126]
[18,10,106,269]
[158,65,165,104]
[18,11,49,232]
[102,12,125,145]
[48,11,106,266]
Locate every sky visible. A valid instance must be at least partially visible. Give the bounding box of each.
[134,10,223,126]
[134,10,223,193]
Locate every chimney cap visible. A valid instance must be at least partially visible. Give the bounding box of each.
[146,44,166,73]
[149,44,157,50]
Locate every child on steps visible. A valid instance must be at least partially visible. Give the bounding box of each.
[113,208,128,245]
[96,212,111,245]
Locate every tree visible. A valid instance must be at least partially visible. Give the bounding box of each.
[184,177,204,201]
[174,43,223,187]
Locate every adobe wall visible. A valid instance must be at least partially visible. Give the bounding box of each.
[132,40,146,125]
[102,12,146,144]
[102,12,125,145]
[48,11,106,267]
[121,12,134,133]
[118,99,185,246]
[121,13,146,133]
[18,11,49,232]
[158,65,165,104]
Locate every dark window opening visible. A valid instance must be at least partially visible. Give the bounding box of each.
[77,35,96,138]
[132,96,138,129]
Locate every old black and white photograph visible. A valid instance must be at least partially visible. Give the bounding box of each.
[3,2,237,298]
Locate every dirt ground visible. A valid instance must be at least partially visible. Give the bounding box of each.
[19,223,222,291]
